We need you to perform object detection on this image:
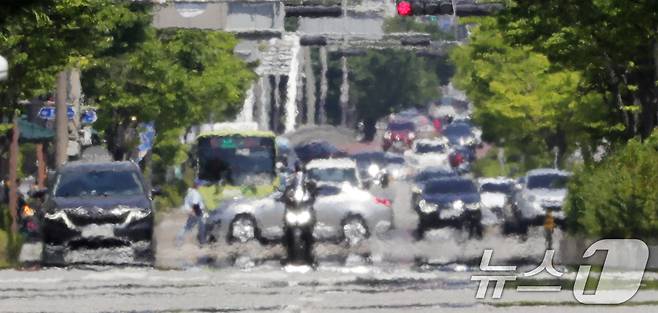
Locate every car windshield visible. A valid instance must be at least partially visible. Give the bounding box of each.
[308,167,358,185]
[527,174,569,189]
[386,155,405,164]
[316,185,342,197]
[415,170,455,183]
[353,153,386,164]
[416,143,446,154]
[387,122,415,131]
[480,182,513,193]
[197,135,275,184]
[443,124,471,137]
[54,170,144,197]
[425,180,477,194]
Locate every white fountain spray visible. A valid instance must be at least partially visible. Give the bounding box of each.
[284,34,301,133]
[236,84,255,122]
[319,46,328,124]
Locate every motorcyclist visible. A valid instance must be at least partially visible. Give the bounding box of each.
[282,162,317,265]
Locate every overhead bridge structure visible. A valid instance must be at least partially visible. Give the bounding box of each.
[149,0,478,132]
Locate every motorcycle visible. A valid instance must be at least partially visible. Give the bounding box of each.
[282,171,317,265]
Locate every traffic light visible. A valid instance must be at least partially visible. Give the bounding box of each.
[396,0,453,16]
[395,0,503,16]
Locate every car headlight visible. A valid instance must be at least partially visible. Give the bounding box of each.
[384,131,392,140]
[285,210,312,225]
[465,202,480,211]
[45,211,75,229]
[122,209,152,226]
[418,199,438,214]
[408,132,416,140]
[452,200,464,210]
[368,164,380,177]
[411,185,422,194]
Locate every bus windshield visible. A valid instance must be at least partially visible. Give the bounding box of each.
[197,135,276,185]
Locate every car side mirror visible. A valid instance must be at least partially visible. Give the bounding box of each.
[28,188,48,198]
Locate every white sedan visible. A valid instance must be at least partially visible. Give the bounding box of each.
[404,138,452,170]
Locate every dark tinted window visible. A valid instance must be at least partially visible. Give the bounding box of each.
[415,170,456,183]
[416,143,447,154]
[316,186,342,197]
[55,170,144,197]
[387,122,415,131]
[386,155,405,164]
[480,183,513,193]
[425,180,477,194]
[308,168,358,185]
[527,174,569,189]
[443,124,472,137]
[197,135,275,184]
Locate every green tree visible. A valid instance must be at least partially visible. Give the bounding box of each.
[0,1,138,117]
[83,24,255,163]
[498,0,658,140]
[451,18,616,167]
[347,50,440,136]
[566,131,658,239]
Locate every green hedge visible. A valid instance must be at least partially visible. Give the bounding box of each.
[565,132,658,240]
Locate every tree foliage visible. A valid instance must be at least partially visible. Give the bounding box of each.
[451,18,616,167]
[347,50,440,131]
[0,1,137,116]
[82,13,255,163]
[499,0,658,140]
[566,131,658,240]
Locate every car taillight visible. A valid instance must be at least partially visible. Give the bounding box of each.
[450,152,464,167]
[408,132,416,140]
[375,197,392,207]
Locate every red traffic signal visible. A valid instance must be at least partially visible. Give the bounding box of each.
[397,1,412,16]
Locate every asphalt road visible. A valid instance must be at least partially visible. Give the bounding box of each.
[2,261,658,312]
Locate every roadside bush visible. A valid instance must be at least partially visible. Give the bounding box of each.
[565,132,658,240]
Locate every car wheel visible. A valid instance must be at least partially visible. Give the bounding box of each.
[229,215,257,244]
[414,227,426,241]
[342,216,369,246]
[42,244,66,266]
[133,241,154,265]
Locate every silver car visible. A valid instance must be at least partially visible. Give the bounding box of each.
[205,160,393,245]
[512,168,571,227]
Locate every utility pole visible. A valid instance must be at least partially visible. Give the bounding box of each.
[8,115,19,235]
[55,70,68,167]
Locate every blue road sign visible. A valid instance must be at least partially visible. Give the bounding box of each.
[81,109,98,124]
[38,105,76,120]
[38,106,56,120]
[67,105,75,119]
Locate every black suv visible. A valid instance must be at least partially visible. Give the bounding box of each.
[40,161,155,265]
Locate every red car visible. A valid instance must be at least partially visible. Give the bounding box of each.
[382,121,416,152]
